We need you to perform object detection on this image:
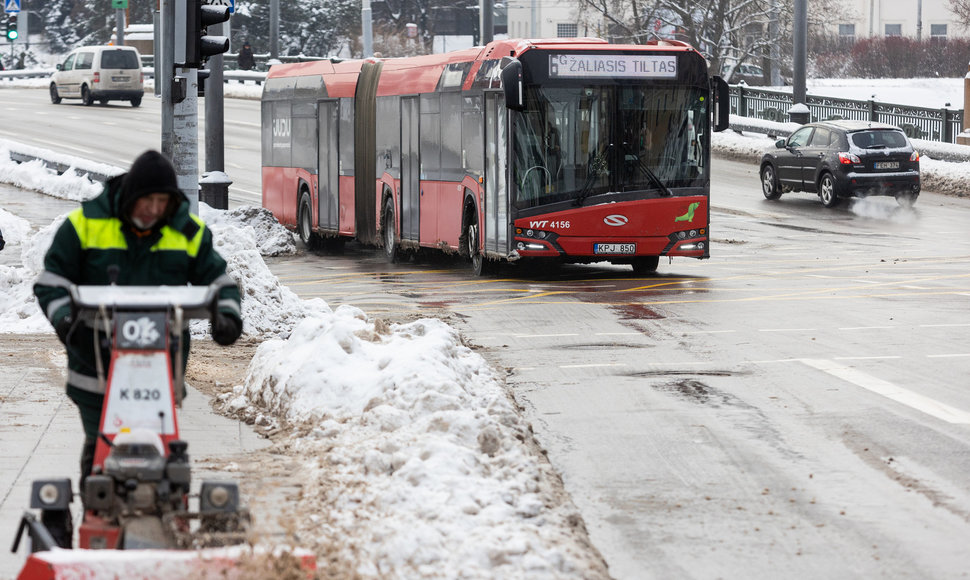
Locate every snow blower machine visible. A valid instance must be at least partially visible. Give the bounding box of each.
[11,284,316,578]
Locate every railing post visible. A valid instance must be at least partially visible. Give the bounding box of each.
[737,86,746,117]
[943,107,952,143]
[868,99,878,122]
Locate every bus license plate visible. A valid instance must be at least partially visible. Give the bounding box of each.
[873,161,899,169]
[594,243,636,254]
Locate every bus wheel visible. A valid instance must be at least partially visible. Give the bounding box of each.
[298,193,320,249]
[383,197,400,263]
[468,221,487,276]
[631,256,659,275]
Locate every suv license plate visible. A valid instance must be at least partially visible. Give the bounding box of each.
[594,243,636,254]
[873,161,899,169]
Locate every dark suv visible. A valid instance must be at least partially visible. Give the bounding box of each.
[760,120,920,207]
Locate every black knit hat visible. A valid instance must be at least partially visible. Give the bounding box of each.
[120,150,185,216]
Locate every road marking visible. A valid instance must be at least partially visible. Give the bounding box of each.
[594,332,641,336]
[513,333,580,338]
[839,326,895,330]
[759,328,816,332]
[800,359,970,424]
[927,353,970,358]
[834,356,901,360]
[920,323,970,328]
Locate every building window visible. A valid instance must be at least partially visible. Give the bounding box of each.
[931,23,947,39]
[557,23,578,38]
[885,23,902,37]
[838,23,855,44]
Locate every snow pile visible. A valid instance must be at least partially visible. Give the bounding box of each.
[220,310,597,578]
[0,144,105,201]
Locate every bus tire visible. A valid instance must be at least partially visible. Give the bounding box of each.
[631,256,660,275]
[298,192,320,249]
[382,197,400,263]
[468,221,487,276]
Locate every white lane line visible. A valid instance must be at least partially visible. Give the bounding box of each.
[800,359,970,424]
[514,333,580,338]
[594,332,641,336]
[561,363,627,369]
[927,353,970,358]
[839,326,895,331]
[759,328,816,332]
[920,323,970,328]
[834,356,901,361]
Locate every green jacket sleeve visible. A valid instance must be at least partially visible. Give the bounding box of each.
[34,217,83,327]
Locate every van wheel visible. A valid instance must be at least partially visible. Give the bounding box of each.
[382,197,400,263]
[81,86,93,106]
[99,99,109,106]
[131,96,142,108]
[49,84,61,104]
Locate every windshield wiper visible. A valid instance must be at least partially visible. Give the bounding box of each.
[574,145,611,207]
[623,143,673,197]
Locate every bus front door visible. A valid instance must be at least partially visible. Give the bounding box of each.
[317,100,339,231]
[484,93,509,257]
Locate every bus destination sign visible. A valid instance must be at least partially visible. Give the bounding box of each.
[549,54,677,79]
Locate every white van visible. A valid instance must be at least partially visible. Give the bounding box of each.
[50,45,144,107]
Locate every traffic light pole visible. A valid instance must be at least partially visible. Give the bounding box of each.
[173,67,200,214]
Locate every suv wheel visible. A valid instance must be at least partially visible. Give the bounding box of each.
[760,164,781,200]
[818,173,840,208]
[81,85,93,106]
[49,84,62,104]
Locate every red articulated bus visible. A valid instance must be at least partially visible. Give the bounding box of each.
[261,37,729,275]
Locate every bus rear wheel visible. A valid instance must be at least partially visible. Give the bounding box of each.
[468,222,487,276]
[383,197,400,263]
[298,192,320,250]
[631,256,660,275]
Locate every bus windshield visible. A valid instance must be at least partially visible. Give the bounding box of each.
[512,84,709,209]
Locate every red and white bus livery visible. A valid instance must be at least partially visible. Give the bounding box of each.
[261,37,729,274]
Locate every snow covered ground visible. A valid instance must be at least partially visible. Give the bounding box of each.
[0,149,609,578]
[2,76,970,578]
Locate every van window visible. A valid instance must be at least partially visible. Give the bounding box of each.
[101,49,139,69]
[75,52,94,70]
[62,54,76,71]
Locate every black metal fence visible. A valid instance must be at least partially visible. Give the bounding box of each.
[730,85,964,144]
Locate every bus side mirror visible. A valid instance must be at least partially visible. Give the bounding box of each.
[712,76,730,132]
[501,58,524,111]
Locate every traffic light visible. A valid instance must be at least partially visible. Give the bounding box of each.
[6,15,17,41]
[184,0,230,69]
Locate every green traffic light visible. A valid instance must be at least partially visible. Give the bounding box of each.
[7,30,17,40]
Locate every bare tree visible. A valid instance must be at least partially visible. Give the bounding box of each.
[948,0,970,28]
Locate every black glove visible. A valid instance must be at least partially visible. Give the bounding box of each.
[55,315,73,344]
[212,312,242,346]
[0,234,5,251]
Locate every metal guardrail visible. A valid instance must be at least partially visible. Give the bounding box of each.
[731,85,964,144]
[0,68,264,85]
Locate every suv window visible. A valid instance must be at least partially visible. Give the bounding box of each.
[788,126,813,147]
[75,52,94,70]
[809,127,832,147]
[851,130,908,149]
[101,50,139,69]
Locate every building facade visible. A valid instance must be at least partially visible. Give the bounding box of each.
[836,0,970,42]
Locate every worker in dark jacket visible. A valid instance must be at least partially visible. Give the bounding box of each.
[33,150,242,483]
